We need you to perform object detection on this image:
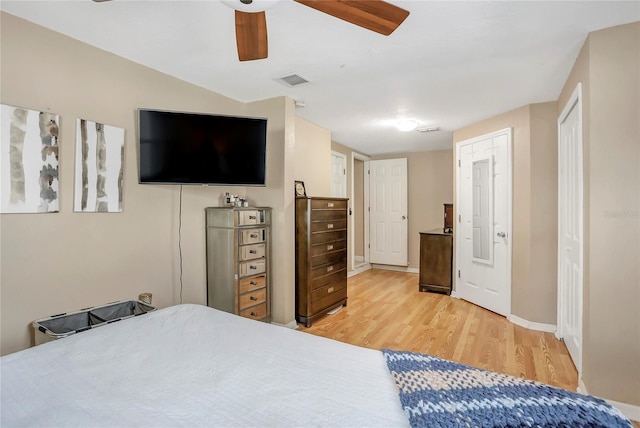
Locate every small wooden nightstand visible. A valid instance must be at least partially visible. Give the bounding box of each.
[419,230,453,295]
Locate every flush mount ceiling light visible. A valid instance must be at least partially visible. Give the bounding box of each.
[220,0,281,13]
[396,119,418,132]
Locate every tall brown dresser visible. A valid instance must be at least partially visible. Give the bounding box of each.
[295,197,349,327]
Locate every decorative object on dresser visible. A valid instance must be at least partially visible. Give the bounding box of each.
[205,207,271,322]
[443,203,453,233]
[419,230,453,295]
[295,197,349,327]
[294,180,307,197]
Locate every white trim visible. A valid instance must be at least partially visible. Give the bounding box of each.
[271,319,299,329]
[349,151,371,273]
[507,314,556,333]
[455,128,513,318]
[450,290,460,299]
[348,263,371,277]
[556,82,584,378]
[577,382,640,422]
[371,264,419,274]
[355,255,365,263]
[330,150,348,198]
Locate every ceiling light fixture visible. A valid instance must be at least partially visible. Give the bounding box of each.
[396,119,418,132]
[220,0,280,13]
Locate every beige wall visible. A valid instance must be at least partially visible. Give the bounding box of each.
[372,150,454,270]
[294,117,331,197]
[558,22,639,407]
[0,12,298,354]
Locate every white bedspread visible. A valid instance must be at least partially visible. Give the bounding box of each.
[1,304,408,427]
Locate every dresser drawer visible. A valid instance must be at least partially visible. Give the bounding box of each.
[240,302,267,320]
[310,209,346,221]
[311,239,347,257]
[311,268,346,290]
[240,260,265,276]
[240,229,265,244]
[311,283,347,314]
[311,219,347,233]
[240,243,265,261]
[310,230,347,245]
[311,250,346,267]
[240,288,266,309]
[311,260,347,279]
[238,210,265,226]
[239,274,266,294]
[310,199,347,210]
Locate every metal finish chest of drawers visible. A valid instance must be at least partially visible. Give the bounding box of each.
[295,197,349,327]
[205,207,271,322]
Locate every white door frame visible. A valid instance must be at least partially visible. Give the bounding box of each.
[556,83,584,377]
[455,128,513,317]
[350,152,370,271]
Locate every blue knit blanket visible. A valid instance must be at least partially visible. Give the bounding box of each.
[382,349,632,428]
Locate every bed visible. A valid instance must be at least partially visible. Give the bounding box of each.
[1,304,632,427]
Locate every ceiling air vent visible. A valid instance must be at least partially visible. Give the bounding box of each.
[276,73,311,87]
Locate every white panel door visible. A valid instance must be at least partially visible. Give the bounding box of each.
[330,151,347,198]
[369,158,408,266]
[557,84,583,374]
[456,130,511,316]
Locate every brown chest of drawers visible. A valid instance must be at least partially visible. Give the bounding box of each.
[295,197,349,327]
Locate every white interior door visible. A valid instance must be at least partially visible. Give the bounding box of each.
[369,158,408,266]
[330,151,347,198]
[557,83,583,375]
[456,129,511,317]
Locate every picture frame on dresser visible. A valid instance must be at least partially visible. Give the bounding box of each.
[294,180,307,197]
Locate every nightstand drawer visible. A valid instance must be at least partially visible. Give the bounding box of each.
[240,288,266,309]
[310,199,347,210]
[240,260,265,276]
[241,243,265,261]
[239,275,266,294]
[241,229,265,244]
[240,303,267,320]
[310,209,346,221]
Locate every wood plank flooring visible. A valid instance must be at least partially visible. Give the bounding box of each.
[299,268,578,391]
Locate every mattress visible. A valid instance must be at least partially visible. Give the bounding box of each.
[1,304,409,427]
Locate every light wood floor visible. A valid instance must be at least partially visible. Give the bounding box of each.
[299,268,578,391]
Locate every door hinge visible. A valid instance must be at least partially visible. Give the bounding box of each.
[367,169,370,175]
[458,159,461,167]
[368,206,370,212]
[343,168,346,175]
[458,214,461,222]
[368,244,370,249]
[458,270,461,278]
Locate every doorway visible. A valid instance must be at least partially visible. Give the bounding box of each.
[455,128,512,317]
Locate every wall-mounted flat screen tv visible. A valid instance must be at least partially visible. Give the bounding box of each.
[138,109,267,186]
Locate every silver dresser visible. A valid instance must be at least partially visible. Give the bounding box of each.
[205,207,271,322]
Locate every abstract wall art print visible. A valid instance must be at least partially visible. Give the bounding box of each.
[74,119,125,213]
[0,104,60,213]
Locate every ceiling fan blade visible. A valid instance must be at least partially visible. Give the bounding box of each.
[294,0,409,36]
[235,10,268,62]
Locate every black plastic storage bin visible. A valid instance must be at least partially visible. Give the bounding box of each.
[33,300,155,345]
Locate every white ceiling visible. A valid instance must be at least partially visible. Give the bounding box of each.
[1,1,638,155]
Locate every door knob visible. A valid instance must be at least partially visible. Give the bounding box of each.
[497,232,506,238]
[402,215,407,220]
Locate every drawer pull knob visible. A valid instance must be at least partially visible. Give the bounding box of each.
[328,287,334,293]
[327,224,334,229]
[249,250,257,254]
[250,234,258,238]
[250,281,257,285]
[327,244,334,250]
[249,215,257,220]
[327,266,334,272]
[250,296,258,301]
[250,265,257,270]
[250,312,257,317]
[328,202,334,208]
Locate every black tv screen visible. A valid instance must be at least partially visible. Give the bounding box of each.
[138,109,267,185]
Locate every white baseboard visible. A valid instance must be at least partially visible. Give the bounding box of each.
[371,264,419,274]
[355,255,365,263]
[348,263,371,277]
[450,290,460,299]
[271,319,299,330]
[578,381,640,421]
[507,314,556,333]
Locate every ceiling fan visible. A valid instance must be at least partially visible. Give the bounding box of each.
[93,0,410,62]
